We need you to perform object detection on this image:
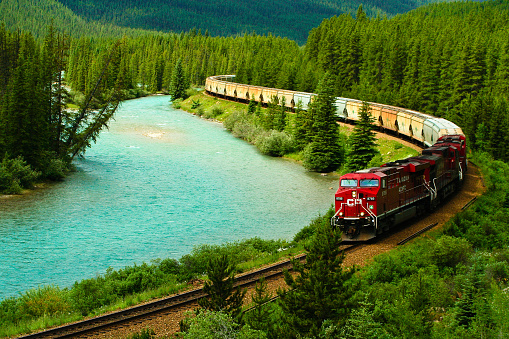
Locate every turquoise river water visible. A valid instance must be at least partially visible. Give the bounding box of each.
[0,95,337,299]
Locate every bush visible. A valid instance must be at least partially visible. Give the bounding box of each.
[191,99,201,109]
[425,235,472,270]
[203,107,224,119]
[172,98,183,109]
[44,158,68,181]
[18,285,70,319]
[292,208,334,244]
[0,156,40,194]
[129,329,156,339]
[70,277,115,316]
[255,130,295,156]
[179,310,267,339]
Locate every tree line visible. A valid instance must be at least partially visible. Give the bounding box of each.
[0,24,126,193]
[3,0,509,192]
[56,0,456,44]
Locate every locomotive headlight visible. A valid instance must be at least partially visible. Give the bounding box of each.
[352,191,357,198]
[339,212,343,216]
[360,212,365,217]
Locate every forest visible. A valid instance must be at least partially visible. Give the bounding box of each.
[41,0,478,44]
[1,0,509,337]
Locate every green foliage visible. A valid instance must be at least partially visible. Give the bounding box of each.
[340,298,393,339]
[198,254,246,320]
[255,130,295,157]
[191,99,201,109]
[178,310,266,339]
[345,101,379,172]
[172,98,183,109]
[0,26,126,187]
[0,156,40,194]
[42,157,68,181]
[169,58,188,101]
[302,72,343,172]
[278,207,356,337]
[0,285,70,327]
[129,328,156,339]
[244,278,275,334]
[202,107,224,119]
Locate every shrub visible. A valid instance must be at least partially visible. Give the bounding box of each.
[129,329,156,339]
[0,156,40,194]
[18,285,70,319]
[191,99,201,109]
[44,158,68,181]
[223,111,243,132]
[255,130,295,156]
[425,236,472,270]
[203,107,224,119]
[179,310,266,339]
[70,277,115,316]
[172,98,183,109]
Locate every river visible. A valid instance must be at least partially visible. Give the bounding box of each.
[0,95,337,299]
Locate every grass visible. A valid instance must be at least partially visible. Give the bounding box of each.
[377,138,419,163]
[178,90,250,121]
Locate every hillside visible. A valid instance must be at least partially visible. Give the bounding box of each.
[0,0,151,38]
[56,0,473,43]
[0,0,486,43]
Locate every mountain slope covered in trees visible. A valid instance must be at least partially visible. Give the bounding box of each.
[57,0,484,43]
[0,0,151,38]
[1,0,486,43]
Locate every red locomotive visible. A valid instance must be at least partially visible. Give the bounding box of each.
[332,134,467,241]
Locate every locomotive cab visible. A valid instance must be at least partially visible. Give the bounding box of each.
[332,171,385,241]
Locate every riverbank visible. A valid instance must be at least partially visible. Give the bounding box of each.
[178,90,420,171]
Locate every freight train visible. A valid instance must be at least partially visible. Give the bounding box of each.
[205,75,467,241]
[332,134,466,241]
[205,75,463,147]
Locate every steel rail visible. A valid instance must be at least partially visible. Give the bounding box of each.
[17,247,365,339]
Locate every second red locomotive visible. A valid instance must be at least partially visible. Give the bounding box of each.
[332,135,467,241]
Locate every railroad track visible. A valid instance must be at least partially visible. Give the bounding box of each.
[17,247,364,339]
[17,204,470,339]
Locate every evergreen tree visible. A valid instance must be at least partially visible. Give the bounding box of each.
[278,211,356,338]
[292,102,313,150]
[198,254,246,321]
[274,96,286,132]
[169,58,187,100]
[64,39,126,159]
[244,278,275,335]
[302,72,342,172]
[346,101,378,171]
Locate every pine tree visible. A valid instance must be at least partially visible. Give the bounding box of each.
[244,278,275,334]
[346,101,378,171]
[278,211,356,338]
[292,102,313,150]
[198,254,246,321]
[302,72,343,172]
[274,96,286,132]
[169,58,187,100]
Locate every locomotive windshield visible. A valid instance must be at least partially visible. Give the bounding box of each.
[360,179,379,187]
[340,179,358,187]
